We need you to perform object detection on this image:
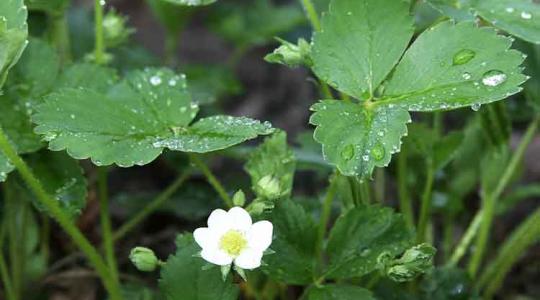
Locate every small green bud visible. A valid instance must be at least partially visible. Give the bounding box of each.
[246,200,275,215]
[103,9,135,48]
[232,190,246,207]
[265,38,312,68]
[256,175,281,200]
[129,247,160,272]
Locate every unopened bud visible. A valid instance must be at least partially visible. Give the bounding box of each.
[129,247,160,272]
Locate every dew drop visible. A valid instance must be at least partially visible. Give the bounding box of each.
[462,72,472,80]
[453,49,476,66]
[471,103,481,111]
[481,70,507,87]
[341,144,355,161]
[521,11,532,20]
[362,155,369,162]
[150,75,162,86]
[506,7,515,13]
[371,142,385,161]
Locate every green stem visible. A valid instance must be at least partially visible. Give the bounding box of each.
[6,186,22,300]
[374,168,385,204]
[360,180,371,204]
[0,127,122,300]
[98,167,119,285]
[189,154,233,208]
[442,214,455,261]
[113,170,191,241]
[448,212,482,267]
[300,0,321,30]
[397,150,414,230]
[316,174,338,259]
[0,251,15,300]
[479,206,540,298]
[468,116,539,277]
[417,164,434,243]
[47,10,72,64]
[164,30,180,67]
[94,0,106,65]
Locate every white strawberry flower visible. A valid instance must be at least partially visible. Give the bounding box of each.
[194,207,273,270]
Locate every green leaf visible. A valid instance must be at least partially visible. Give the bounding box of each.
[245,131,296,200]
[324,205,413,279]
[425,0,475,21]
[159,234,239,300]
[0,153,14,182]
[518,41,540,112]
[311,0,414,98]
[163,0,216,6]
[33,68,273,167]
[55,62,118,92]
[473,0,540,44]
[262,199,318,285]
[382,21,527,111]
[0,39,60,155]
[210,0,304,47]
[25,151,87,218]
[306,284,375,300]
[310,100,410,177]
[0,0,28,87]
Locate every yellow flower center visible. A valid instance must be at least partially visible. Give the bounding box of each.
[219,230,247,257]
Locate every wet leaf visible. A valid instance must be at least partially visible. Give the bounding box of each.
[0,0,28,87]
[306,284,375,300]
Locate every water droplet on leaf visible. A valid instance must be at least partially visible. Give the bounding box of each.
[149,75,162,86]
[371,143,385,161]
[482,70,507,87]
[521,11,532,19]
[462,72,472,80]
[453,49,475,66]
[471,103,481,111]
[341,144,355,161]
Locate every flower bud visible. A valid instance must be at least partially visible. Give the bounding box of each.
[232,190,246,207]
[377,243,436,282]
[265,38,312,68]
[129,247,160,272]
[103,9,134,48]
[256,175,281,200]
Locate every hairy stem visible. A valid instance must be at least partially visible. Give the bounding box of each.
[98,167,119,284]
[113,170,191,241]
[417,164,434,243]
[94,0,106,64]
[0,127,122,300]
[316,174,338,259]
[47,10,72,64]
[397,150,415,230]
[374,168,385,204]
[190,154,233,208]
[468,116,539,277]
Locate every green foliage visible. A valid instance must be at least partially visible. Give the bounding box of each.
[474,0,540,44]
[312,0,414,99]
[310,0,526,178]
[245,131,296,200]
[306,284,375,300]
[377,243,436,282]
[0,0,28,88]
[262,199,318,285]
[25,151,87,218]
[421,267,478,300]
[33,68,273,167]
[159,234,239,300]
[324,205,413,279]
[310,101,410,177]
[183,64,242,105]
[145,0,193,34]
[0,152,13,181]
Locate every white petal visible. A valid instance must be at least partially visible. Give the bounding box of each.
[193,227,219,250]
[234,248,263,270]
[227,207,252,230]
[201,248,233,266]
[247,221,273,251]
[207,209,229,230]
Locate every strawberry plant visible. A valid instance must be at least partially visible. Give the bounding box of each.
[0,0,539,299]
